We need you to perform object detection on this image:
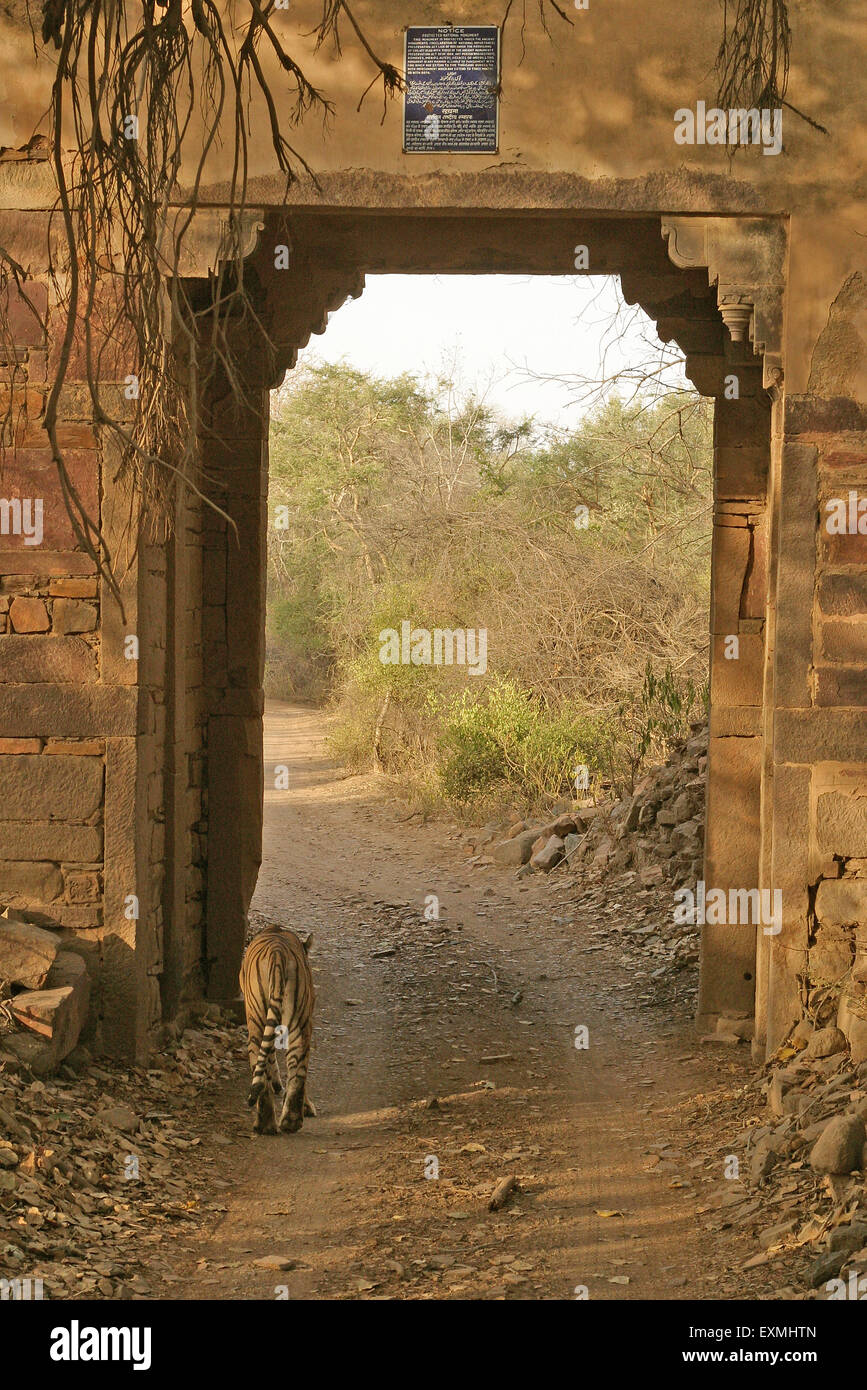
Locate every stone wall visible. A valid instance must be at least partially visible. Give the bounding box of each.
[0,272,135,1053]
[0,1,865,1061]
[766,394,867,1061]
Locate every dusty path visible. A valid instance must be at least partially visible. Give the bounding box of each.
[141,700,760,1301]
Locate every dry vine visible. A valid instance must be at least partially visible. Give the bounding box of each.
[716,0,828,135]
[0,0,574,598]
[1,0,403,602]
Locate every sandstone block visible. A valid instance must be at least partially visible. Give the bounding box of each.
[0,685,136,738]
[838,994,867,1066]
[2,1031,58,1076]
[530,835,565,873]
[63,871,101,902]
[593,835,614,866]
[810,924,856,985]
[0,820,102,861]
[0,915,60,987]
[816,667,867,706]
[0,635,97,684]
[0,551,96,578]
[45,948,91,990]
[0,753,103,820]
[816,878,867,928]
[710,633,764,706]
[48,579,97,598]
[0,860,63,903]
[817,791,867,858]
[9,597,49,633]
[52,598,98,635]
[804,1026,848,1060]
[0,449,99,550]
[819,573,867,617]
[822,620,867,663]
[563,832,585,862]
[775,711,867,765]
[43,738,104,755]
[785,396,867,435]
[492,828,542,867]
[711,524,750,632]
[11,980,89,1061]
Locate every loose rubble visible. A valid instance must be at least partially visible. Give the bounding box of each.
[0,911,94,1075]
[461,726,708,1011]
[479,722,707,893]
[687,1033,867,1299]
[0,1012,243,1299]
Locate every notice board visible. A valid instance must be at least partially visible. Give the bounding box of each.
[403,26,500,154]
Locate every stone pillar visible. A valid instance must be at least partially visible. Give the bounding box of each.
[201,329,269,1004]
[160,479,207,1020]
[698,350,771,1027]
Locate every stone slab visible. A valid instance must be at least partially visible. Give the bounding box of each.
[0,636,97,683]
[0,753,103,820]
[0,686,136,737]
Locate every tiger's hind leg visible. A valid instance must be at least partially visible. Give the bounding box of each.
[278,1021,312,1134]
[253,1081,278,1136]
[279,1077,304,1134]
[247,1034,279,1135]
[268,1051,283,1097]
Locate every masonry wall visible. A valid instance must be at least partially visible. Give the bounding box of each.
[0,271,144,1056]
[0,4,865,1059]
[764,392,867,1061]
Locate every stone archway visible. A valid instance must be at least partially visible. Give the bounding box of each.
[7,193,863,1069]
[176,208,785,1054]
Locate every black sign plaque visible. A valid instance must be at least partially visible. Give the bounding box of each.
[403,25,500,154]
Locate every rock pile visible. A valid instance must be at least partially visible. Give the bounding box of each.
[703,1024,867,1297]
[0,911,94,1076]
[480,723,708,894]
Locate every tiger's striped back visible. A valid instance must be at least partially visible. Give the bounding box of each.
[239,925,315,1134]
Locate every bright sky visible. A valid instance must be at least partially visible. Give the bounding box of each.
[295,274,689,430]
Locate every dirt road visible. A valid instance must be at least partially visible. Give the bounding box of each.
[141,700,761,1301]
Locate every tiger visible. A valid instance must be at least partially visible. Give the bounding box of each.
[238,923,316,1135]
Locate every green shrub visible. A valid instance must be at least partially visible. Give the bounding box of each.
[614,661,710,791]
[435,678,610,809]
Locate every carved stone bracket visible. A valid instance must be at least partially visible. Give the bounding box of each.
[264,269,366,390]
[661,216,786,394]
[168,207,266,278]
